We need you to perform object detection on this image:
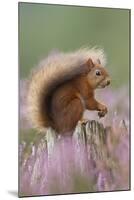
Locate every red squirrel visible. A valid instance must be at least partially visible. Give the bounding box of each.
[27,48,110,135]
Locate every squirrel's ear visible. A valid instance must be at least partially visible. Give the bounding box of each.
[80,58,94,75]
[86,58,94,70]
[97,58,101,64]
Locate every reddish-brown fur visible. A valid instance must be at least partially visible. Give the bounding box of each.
[28,54,110,135]
[50,72,108,135]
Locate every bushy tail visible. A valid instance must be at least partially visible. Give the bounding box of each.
[27,48,106,132]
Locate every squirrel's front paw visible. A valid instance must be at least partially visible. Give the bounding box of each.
[98,104,108,118]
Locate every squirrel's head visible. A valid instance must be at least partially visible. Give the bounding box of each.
[85,58,111,89]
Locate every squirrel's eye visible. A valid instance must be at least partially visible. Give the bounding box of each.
[95,70,101,76]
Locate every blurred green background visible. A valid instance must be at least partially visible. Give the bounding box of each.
[19,3,130,88]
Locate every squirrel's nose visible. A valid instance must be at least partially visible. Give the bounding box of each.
[106,79,110,86]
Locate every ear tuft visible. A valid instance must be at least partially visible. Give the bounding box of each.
[86,58,94,69]
[97,58,101,64]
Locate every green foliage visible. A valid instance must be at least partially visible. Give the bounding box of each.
[19,3,130,88]
[20,128,45,145]
[20,129,37,144]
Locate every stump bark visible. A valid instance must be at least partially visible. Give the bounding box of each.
[45,120,111,162]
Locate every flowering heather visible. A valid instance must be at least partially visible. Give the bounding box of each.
[19,80,129,197]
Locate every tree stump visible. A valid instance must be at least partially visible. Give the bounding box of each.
[45,120,110,162]
[20,119,129,195]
